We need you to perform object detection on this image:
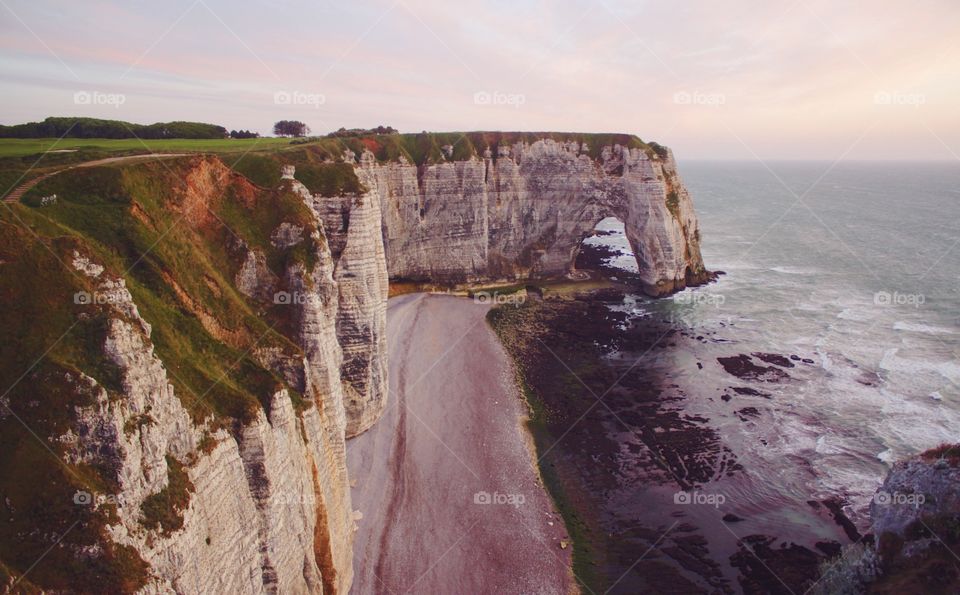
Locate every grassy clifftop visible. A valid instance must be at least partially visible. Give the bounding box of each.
[0,131,666,200]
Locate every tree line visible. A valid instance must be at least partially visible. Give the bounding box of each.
[0,117,228,139]
[0,117,399,140]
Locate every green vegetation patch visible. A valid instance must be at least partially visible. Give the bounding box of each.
[294,162,365,195]
[18,158,305,424]
[140,456,195,535]
[486,301,606,591]
[666,189,680,219]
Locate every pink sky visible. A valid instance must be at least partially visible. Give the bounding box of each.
[1,0,958,159]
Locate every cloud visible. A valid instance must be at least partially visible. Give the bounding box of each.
[0,0,957,159]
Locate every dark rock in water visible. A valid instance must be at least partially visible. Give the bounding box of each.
[723,513,745,523]
[856,370,881,386]
[717,354,790,382]
[489,289,738,591]
[730,535,823,594]
[821,497,863,542]
[697,362,703,370]
[732,386,772,398]
[815,541,843,557]
[801,358,815,364]
[736,407,761,421]
[790,354,801,361]
[721,394,732,402]
[751,352,796,368]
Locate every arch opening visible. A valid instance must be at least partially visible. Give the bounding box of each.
[572,216,643,283]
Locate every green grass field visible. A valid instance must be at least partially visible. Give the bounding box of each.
[0,137,294,158]
[0,131,656,198]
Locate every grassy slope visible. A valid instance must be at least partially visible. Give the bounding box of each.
[0,155,326,591]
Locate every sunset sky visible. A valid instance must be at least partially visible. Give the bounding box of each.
[1,0,958,160]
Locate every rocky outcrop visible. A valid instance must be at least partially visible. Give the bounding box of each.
[359,139,710,296]
[286,166,389,438]
[811,447,960,594]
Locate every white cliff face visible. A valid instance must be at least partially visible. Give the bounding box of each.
[358,139,709,296]
[290,173,389,438]
[64,235,355,593]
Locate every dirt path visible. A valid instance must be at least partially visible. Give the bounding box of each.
[3,153,184,202]
[347,293,573,594]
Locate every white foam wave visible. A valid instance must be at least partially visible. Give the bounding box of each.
[770,266,819,275]
[893,321,956,335]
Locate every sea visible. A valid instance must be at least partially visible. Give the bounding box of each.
[584,160,960,546]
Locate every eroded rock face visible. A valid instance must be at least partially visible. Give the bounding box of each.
[293,176,389,438]
[64,233,355,593]
[360,139,710,296]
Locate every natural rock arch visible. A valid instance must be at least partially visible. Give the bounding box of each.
[358,139,711,296]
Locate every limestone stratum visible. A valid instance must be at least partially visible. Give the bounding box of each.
[0,132,709,592]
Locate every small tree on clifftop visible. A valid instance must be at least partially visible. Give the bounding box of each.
[273,120,310,137]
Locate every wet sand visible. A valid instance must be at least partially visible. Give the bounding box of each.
[347,293,572,594]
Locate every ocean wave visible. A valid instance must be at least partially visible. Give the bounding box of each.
[879,349,960,384]
[837,308,875,322]
[770,266,819,275]
[892,321,956,335]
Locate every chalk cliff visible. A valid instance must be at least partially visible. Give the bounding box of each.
[0,133,710,594]
[362,138,710,296]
